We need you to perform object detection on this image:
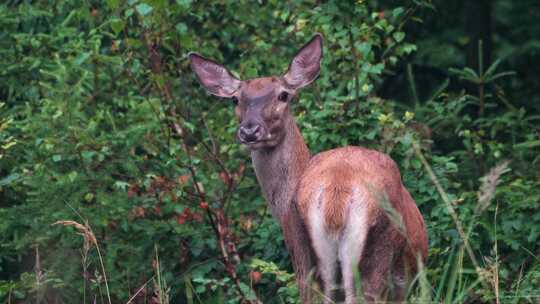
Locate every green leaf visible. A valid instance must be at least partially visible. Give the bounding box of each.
[514,140,540,149]
[485,71,516,83]
[393,32,405,43]
[483,58,502,78]
[369,63,385,74]
[0,173,19,186]
[175,22,187,34]
[125,8,134,17]
[176,0,193,8]
[106,0,120,9]
[110,18,125,35]
[68,171,78,182]
[114,181,129,191]
[392,7,405,18]
[427,78,450,102]
[84,192,94,202]
[401,43,416,54]
[81,150,95,160]
[136,3,153,16]
[75,52,91,65]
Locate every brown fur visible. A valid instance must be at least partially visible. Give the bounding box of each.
[297,146,428,301]
[321,165,354,231]
[242,77,278,92]
[249,114,315,302]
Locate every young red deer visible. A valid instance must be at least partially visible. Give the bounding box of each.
[189,34,428,303]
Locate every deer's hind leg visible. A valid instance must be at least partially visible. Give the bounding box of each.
[338,196,370,304]
[360,221,406,303]
[308,204,338,303]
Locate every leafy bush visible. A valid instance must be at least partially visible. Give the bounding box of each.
[1,0,539,303]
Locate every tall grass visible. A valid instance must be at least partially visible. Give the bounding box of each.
[53,220,112,304]
[54,218,175,304]
[408,140,511,303]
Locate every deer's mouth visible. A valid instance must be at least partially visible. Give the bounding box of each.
[238,133,278,150]
[239,137,270,148]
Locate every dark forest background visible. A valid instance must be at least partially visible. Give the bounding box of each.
[1,0,540,303]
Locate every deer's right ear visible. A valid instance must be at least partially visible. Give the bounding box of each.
[283,33,323,90]
[189,53,241,98]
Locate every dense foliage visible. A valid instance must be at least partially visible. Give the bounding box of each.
[1,0,539,303]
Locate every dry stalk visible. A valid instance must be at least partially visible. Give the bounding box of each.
[476,160,510,214]
[412,140,490,291]
[53,220,111,304]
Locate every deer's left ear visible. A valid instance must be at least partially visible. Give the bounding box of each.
[283,33,323,90]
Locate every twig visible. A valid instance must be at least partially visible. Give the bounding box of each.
[348,29,361,115]
[126,276,155,304]
[201,114,218,155]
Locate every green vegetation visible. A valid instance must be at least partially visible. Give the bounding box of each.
[1,0,539,303]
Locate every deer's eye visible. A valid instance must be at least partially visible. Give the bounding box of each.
[231,96,239,105]
[278,91,289,102]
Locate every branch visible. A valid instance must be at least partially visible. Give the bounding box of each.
[140,29,260,303]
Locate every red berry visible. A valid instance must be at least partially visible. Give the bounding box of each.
[250,271,262,284]
[176,214,186,225]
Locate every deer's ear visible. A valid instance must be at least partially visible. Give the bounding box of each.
[189,53,241,98]
[283,34,323,90]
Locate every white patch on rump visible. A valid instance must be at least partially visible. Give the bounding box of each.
[308,187,371,304]
[339,189,370,304]
[309,198,338,302]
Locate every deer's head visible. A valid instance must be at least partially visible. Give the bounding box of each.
[189,34,323,150]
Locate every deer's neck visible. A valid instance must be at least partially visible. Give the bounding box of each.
[250,116,310,220]
[250,116,315,301]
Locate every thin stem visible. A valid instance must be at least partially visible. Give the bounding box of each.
[478,39,485,118]
[412,141,489,290]
[478,40,484,77]
[125,276,155,304]
[407,64,420,108]
[494,204,500,304]
[349,30,361,115]
[155,245,165,304]
[95,242,112,304]
[82,248,87,304]
[479,82,485,118]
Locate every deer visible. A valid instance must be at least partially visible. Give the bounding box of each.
[189,33,428,303]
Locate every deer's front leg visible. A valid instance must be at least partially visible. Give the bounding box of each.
[281,203,316,304]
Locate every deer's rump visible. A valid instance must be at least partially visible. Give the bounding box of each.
[295,146,427,300]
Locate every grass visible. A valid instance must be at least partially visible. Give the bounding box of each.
[53,219,111,304]
[53,217,174,304]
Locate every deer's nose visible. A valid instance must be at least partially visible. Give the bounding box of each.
[239,124,262,143]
